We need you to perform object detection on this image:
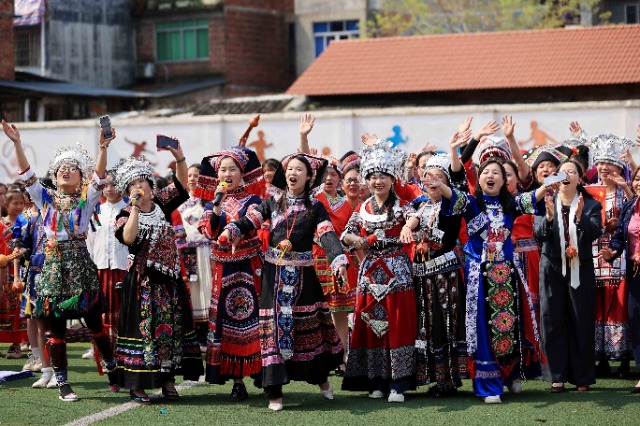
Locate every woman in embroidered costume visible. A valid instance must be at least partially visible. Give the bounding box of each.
[601,165,640,392]
[298,115,357,375]
[583,134,635,378]
[177,163,211,350]
[340,151,364,210]
[535,160,602,392]
[311,156,358,375]
[436,153,550,403]
[2,119,116,402]
[400,131,471,398]
[113,151,203,404]
[340,137,417,403]
[257,158,280,252]
[21,205,57,388]
[219,152,348,411]
[0,190,27,359]
[86,169,129,392]
[194,145,264,402]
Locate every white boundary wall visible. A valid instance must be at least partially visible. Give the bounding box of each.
[2,99,639,182]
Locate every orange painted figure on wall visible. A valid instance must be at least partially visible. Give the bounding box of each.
[247,130,272,163]
[518,121,557,149]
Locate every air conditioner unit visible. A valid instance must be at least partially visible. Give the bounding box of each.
[136,63,156,78]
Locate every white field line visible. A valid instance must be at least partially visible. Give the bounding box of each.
[62,380,202,426]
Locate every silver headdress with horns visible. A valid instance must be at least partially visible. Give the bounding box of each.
[423,153,451,183]
[360,138,407,181]
[114,156,155,195]
[48,143,95,187]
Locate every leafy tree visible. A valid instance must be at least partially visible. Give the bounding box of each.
[366,0,611,37]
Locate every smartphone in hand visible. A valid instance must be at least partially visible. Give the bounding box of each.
[156,134,180,151]
[99,115,113,139]
[543,170,568,186]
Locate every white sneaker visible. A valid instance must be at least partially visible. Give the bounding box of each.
[81,348,94,359]
[388,390,405,403]
[508,380,522,394]
[484,395,502,404]
[268,399,283,411]
[22,354,41,371]
[320,385,334,400]
[368,390,385,399]
[32,368,53,389]
[47,375,58,389]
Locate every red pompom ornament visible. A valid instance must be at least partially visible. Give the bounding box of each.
[366,234,378,246]
[565,245,578,259]
[218,234,230,246]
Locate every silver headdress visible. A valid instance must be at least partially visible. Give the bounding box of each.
[48,143,95,187]
[114,156,155,195]
[360,138,407,181]
[423,154,451,183]
[563,134,635,170]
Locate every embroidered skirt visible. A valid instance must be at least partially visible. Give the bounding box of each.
[315,248,358,312]
[34,239,103,319]
[343,247,417,392]
[205,255,262,384]
[116,267,203,389]
[0,265,28,343]
[259,260,343,388]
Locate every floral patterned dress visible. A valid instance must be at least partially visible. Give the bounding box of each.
[114,181,203,389]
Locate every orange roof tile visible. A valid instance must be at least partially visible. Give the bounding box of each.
[286,25,640,96]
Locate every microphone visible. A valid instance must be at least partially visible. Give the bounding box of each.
[213,182,229,207]
[130,190,144,206]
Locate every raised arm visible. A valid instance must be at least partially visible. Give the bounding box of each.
[502,115,530,182]
[449,129,472,173]
[166,145,188,190]
[2,121,29,172]
[460,119,500,164]
[95,128,116,179]
[299,113,315,154]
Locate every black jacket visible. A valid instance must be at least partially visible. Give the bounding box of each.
[534,195,602,260]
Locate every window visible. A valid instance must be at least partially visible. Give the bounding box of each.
[14,26,41,68]
[313,20,359,57]
[156,20,209,62]
[625,4,639,24]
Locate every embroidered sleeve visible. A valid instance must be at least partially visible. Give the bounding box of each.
[197,202,227,240]
[330,253,349,274]
[315,202,345,262]
[21,169,44,211]
[340,210,362,243]
[515,190,539,215]
[401,202,417,221]
[113,208,131,246]
[316,219,335,240]
[230,198,270,235]
[154,180,189,216]
[441,188,470,216]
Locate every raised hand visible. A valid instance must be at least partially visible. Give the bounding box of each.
[501,115,516,138]
[610,171,628,188]
[300,113,315,136]
[544,195,555,222]
[569,121,583,138]
[309,147,318,156]
[451,129,472,149]
[1,120,20,144]
[361,133,378,146]
[99,128,116,149]
[575,194,584,220]
[458,116,473,134]
[418,142,437,153]
[474,119,500,141]
[405,152,417,170]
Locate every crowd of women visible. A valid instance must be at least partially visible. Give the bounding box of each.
[0,114,639,410]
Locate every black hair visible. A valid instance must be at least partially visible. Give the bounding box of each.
[262,158,280,170]
[561,160,594,200]
[188,163,200,171]
[277,155,314,219]
[154,176,169,190]
[475,160,515,214]
[416,150,434,167]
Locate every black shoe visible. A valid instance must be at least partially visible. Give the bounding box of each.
[335,367,345,377]
[427,385,445,398]
[130,389,151,404]
[228,382,248,402]
[618,362,630,379]
[161,385,179,401]
[595,360,611,377]
[58,383,79,402]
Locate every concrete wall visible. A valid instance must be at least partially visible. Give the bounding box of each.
[46,0,135,88]
[3,99,639,183]
[0,0,15,81]
[293,0,367,75]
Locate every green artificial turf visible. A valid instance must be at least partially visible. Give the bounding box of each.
[1,343,639,426]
